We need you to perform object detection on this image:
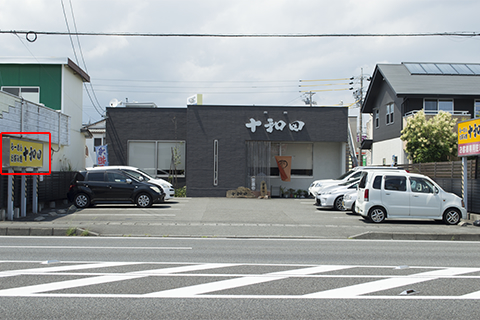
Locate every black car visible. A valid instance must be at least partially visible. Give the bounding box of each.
[67,168,165,208]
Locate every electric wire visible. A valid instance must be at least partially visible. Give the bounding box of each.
[1,30,479,39]
[60,0,104,118]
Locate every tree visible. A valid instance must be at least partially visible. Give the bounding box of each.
[400,110,458,163]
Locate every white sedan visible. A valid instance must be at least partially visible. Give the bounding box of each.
[316,181,359,211]
[341,188,358,214]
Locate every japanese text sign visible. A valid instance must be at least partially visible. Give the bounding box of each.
[95,145,109,166]
[458,118,480,156]
[246,118,305,133]
[2,137,44,168]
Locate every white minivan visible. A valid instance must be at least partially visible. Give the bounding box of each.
[355,171,466,225]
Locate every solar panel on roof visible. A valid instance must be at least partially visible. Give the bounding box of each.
[420,64,442,74]
[451,64,474,75]
[404,62,480,75]
[466,64,480,75]
[436,64,458,74]
[404,63,426,74]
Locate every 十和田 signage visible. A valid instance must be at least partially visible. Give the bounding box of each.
[246,118,305,133]
[458,118,480,156]
[1,134,47,170]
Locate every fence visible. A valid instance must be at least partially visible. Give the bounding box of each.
[399,160,478,179]
[0,171,75,210]
[399,159,480,214]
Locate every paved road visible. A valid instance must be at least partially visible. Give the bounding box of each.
[2,198,480,240]
[1,237,480,319]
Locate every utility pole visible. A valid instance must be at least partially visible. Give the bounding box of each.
[302,91,316,107]
[358,68,363,166]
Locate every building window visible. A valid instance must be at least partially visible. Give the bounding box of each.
[375,109,379,128]
[475,100,480,118]
[386,103,394,125]
[128,140,185,177]
[424,99,454,113]
[270,143,313,176]
[213,140,219,186]
[1,86,40,104]
[94,138,102,146]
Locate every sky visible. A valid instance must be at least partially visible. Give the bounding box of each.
[1,0,480,124]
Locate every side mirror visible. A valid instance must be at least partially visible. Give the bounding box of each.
[126,178,132,184]
[434,187,439,194]
[138,176,144,181]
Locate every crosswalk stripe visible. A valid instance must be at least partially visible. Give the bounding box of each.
[144,265,353,297]
[303,267,480,298]
[0,262,141,278]
[132,263,239,274]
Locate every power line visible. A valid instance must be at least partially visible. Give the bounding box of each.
[2,30,480,40]
[59,0,104,118]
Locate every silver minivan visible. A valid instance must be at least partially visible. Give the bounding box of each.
[355,171,466,225]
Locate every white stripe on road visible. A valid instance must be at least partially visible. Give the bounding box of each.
[0,262,142,279]
[71,212,178,215]
[132,263,239,275]
[144,265,353,297]
[0,275,147,296]
[303,267,480,298]
[1,246,191,250]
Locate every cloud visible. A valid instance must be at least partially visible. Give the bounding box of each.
[1,0,480,121]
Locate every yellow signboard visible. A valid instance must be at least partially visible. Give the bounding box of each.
[4,138,44,168]
[458,118,480,156]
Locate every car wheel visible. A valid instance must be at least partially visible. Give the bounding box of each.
[334,196,344,211]
[368,207,386,223]
[74,193,90,208]
[351,201,357,214]
[136,193,153,208]
[315,197,320,206]
[443,208,461,225]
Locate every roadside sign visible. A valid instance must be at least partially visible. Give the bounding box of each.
[458,118,480,156]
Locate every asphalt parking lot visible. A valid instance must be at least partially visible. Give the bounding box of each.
[2,197,480,240]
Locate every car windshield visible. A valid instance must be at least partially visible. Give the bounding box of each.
[136,168,156,179]
[335,170,354,180]
[122,169,149,181]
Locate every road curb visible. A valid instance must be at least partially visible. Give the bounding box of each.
[0,227,98,237]
[349,231,480,241]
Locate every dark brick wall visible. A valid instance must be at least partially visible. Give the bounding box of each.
[105,105,348,197]
[106,107,187,165]
[186,105,347,197]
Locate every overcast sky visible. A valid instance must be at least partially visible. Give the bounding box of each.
[1,0,480,123]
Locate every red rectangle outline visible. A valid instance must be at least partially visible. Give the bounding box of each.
[1,132,52,175]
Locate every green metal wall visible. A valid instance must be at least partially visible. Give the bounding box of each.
[0,64,62,110]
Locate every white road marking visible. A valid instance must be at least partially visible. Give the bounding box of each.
[71,212,178,215]
[0,246,192,250]
[132,263,238,275]
[145,265,353,297]
[0,262,142,278]
[304,267,480,298]
[0,262,479,299]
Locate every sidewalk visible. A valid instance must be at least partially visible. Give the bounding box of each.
[1,198,480,240]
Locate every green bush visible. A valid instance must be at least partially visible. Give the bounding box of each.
[175,186,187,197]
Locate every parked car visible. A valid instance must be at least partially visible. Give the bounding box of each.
[316,180,359,210]
[87,166,175,201]
[342,188,358,214]
[308,166,405,198]
[67,168,165,208]
[355,171,466,225]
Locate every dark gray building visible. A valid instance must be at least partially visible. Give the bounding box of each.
[362,62,480,165]
[106,104,348,197]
